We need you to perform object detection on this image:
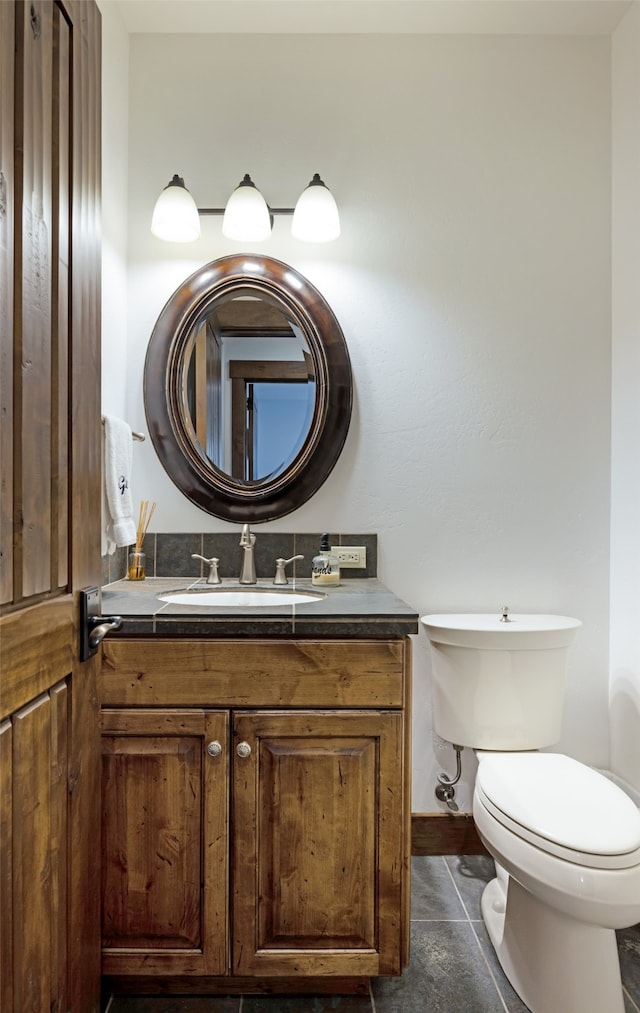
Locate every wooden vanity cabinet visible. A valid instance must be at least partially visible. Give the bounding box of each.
[100,638,411,988]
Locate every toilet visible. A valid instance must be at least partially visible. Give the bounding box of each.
[421,612,640,1013]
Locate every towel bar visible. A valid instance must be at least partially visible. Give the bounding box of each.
[101,416,145,441]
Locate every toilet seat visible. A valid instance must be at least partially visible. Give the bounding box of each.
[476,752,640,870]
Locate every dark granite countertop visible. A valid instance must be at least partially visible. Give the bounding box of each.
[101,577,419,638]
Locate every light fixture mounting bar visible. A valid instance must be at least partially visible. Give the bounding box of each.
[197,207,296,216]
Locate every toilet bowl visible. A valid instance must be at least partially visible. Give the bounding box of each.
[421,613,640,1013]
[474,751,640,1013]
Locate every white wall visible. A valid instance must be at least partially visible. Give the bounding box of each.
[115,31,612,812]
[610,2,640,798]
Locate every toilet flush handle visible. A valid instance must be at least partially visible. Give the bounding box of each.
[500,605,511,622]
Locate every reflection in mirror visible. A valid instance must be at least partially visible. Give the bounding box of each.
[183,297,316,482]
[144,255,352,522]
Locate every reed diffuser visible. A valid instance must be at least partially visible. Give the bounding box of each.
[128,500,156,580]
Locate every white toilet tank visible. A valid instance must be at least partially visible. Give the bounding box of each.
[421,613,582,750]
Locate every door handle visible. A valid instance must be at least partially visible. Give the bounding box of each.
[88,616,123,649]
[79,586,123,661]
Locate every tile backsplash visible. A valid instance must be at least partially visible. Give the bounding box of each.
[102,532,377,586]
[102,544,129,586]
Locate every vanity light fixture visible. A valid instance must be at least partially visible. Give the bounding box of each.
[292,174,341,243]
[150,174,201,242]
[222,174,271,242]
[150,172,340,244]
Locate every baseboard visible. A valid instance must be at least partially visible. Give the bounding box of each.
[103,976,370,997]
[411,812,488,856]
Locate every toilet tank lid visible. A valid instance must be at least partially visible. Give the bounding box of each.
[476,753,640,857]
[420,613,582,650]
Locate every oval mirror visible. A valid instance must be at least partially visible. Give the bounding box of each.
[144,255,352,522]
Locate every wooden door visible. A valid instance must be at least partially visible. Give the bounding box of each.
[0,1,102,1010]
[232,709,406,977]
[101,709,230,976]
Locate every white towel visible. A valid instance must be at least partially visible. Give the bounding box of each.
[103,415,137,549]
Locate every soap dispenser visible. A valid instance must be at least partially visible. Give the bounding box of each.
[312,533,340,587]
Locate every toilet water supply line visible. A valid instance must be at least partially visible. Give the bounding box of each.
[436,743,464,811]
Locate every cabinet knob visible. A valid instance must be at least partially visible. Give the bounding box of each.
[236,741,252,759]
[207,740,222,758]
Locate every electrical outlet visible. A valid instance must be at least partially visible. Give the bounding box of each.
[332,545,367,569]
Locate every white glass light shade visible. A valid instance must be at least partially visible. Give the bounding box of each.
[222,174,272,241]
[151,175,201,242]
[292,174,340,242]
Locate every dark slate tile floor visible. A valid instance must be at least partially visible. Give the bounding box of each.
[106,855,640,1013]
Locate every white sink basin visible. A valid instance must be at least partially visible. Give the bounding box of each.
[159,587,326,608]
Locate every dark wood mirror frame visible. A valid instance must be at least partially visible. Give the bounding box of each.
[144,255,352,522]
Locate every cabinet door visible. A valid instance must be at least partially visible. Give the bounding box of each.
[101,709,229,976]
[232,709,406,977]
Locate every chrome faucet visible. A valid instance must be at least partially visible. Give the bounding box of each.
[239,523,257,584]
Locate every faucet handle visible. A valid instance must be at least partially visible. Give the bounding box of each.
[273,555,304,585]
[191,554,222,585]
